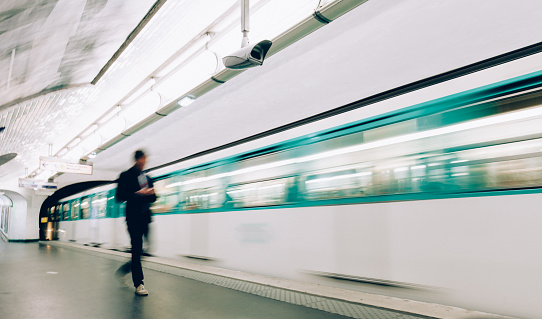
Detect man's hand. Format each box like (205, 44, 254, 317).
(136, 187, 155, 196)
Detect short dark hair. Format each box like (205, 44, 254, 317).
(134, 149, 146, 161)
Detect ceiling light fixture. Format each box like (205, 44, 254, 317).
(178, 95, 196, 107)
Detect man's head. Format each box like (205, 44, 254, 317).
(134, 149, 147, 171)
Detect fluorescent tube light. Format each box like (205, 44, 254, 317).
(178, 96, 196, 107)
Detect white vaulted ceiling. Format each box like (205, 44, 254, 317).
(0, 0, 156, 179)
(0, 0, 156, 106)
(0, 0, 343, 184)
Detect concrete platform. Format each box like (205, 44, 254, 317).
(0, 240, 513, 319)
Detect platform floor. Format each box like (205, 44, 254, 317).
(0, 241, 365, 319)
(1, 240, 511, 319)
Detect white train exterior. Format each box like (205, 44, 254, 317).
(48, 70, 542, 319)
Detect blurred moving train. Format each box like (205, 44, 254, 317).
(44, 70, 542, 317)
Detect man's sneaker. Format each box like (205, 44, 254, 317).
(135, 284, 149, 296)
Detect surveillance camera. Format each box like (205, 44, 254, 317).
(222, 40, 272, 70)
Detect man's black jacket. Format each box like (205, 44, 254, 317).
(116, 166, 157, 225)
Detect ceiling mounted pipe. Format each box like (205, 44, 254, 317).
(80, 0, 370, 160)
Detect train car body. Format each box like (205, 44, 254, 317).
(47, 70, 542, 318)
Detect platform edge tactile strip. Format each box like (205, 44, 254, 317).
(43, 241, 514, 319)
(144, 262, 423, 319)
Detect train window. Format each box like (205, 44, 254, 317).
(171, 165, 226, 211)
(55, 205, 61, 221)
(221, 149, 299, 208)
(92, 193, 107, 218)
(183, 188, 223, 210)
(449, 138, 542, 191)
(151, 177, 182, 213)
(225, 177, 292, 208)
(58, 204, 64, 220)
(303, 168, 372, 200)
(487, 157, 542, 189)
(80, 198, 90, 219)
(62, 203, 70, 220)
(71, 200, 80, 220)
(106, 190, 116, 218)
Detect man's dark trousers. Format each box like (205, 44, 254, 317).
(117, 222, 148, 287)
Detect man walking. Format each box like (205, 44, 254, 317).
(115, 150, 156, 296)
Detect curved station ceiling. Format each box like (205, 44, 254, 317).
(0, 0, 346, 182)
(0, 0, 156, 179)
